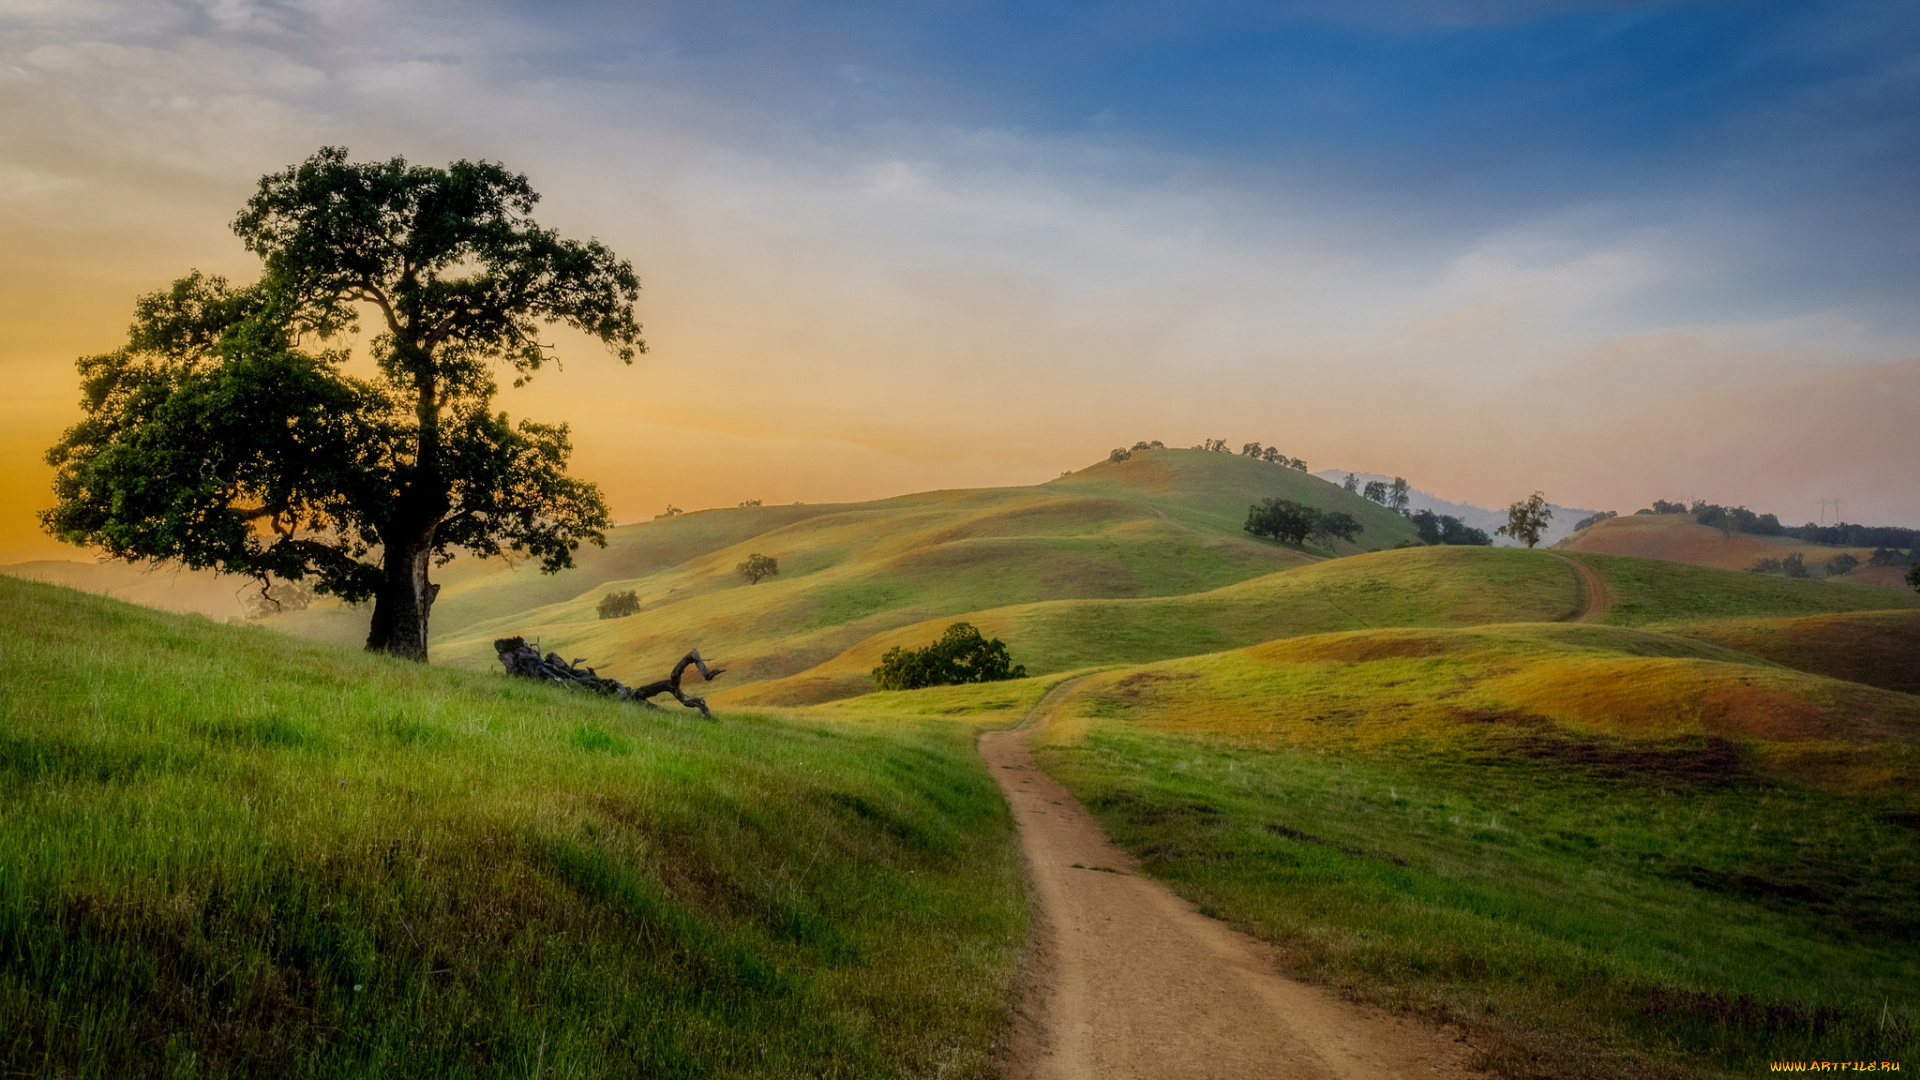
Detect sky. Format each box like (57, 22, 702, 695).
(2, 0, 1918, 560)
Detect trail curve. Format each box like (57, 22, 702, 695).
(982, 680, 1483, 1080)
(1550, 553, 1611, 623)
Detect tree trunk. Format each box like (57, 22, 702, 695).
(365, 527, 440, 662)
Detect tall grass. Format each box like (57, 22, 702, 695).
(0, 576, 1024, 1078)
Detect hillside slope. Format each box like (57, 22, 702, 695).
(728, 547, 1919, 706)
(268, 449, 1404, 690)
(1000, 621, 1920, 1074)
(0, 576, 1024, 1077)
(1559, 513, 1886, 580)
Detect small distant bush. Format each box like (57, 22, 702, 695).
(738, 499, 761, 508)
(1748, 557, 1783, 575)
(1823, 553, 1860, 578)
(597, 590, 641, 619)
(736, 553, 779, 585)
(1867, 547, 1908, 568)
(1130, 440, 1165, 452)
(1647, 499, 1688, 514)
(656, 505, 683, 518)
(1109, 448, 1132, 462)
(872, 622, 1026, 691)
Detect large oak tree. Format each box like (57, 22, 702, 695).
(42, 147, 643, 661)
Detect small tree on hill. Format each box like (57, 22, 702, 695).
(1495, 492, 1553, 548)
(1388, 477, 1411, 515)
(1311, 511, 1362, 544)
(598, 589, 641, 619)
(1109, 447, 1132, 462)
(736, 553, 779, 585)
(1245, 498, 1320, 545)
(1362, 480, 1388, 505)
(1343, 473, 1359, 493)
(1908, 561, 1920, 593)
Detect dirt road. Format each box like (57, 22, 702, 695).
(983, 681, 1482, 1080)
(1551, 554, 1612, 622)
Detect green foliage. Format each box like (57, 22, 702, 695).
(736, 553, 779, 585)
(1910, 562, 1920, 593)
(1822, 552, 1859, 578)
(1410, 509, 1491, 546)
(872, 622, 1027, 692)
(1571, 510, 1617, 532)
(1244, 499, 1360, 546)
(596, 589, 640, 619)
(41, 146, 642, 660)
(0, 576, 1023, 1078)
(1495, 491, 1553, 548)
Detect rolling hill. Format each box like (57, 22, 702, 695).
(264, 448, 1421, 688)
(1558, 512, 1892, 583)
(0, 574, 1025, 1077)
(729, 546, 1920, 706)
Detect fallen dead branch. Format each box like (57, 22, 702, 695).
(492, 636, 725, 717)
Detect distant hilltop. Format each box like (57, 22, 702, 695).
(1314, 471, 1600, 549)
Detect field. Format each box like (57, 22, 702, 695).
(6, 447, 1918, 1079)
(0, 575, 1024, 1078)
(265, 449, 1420, 688)
(1016, 624, 1920, 1076)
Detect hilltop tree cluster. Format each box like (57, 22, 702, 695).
(1108, 440, 1166, 462)
(1749, 551, 1869, 580)
(1358, 477, 1411, 514)
(1244, 498, 1361, 546)
(872, 622, 1026, 691)
(1572, 510, 1617, 532)
(1642, 499, 1919, 552)
(1179, 438, 1308, 471)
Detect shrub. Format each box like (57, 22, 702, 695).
(736, 553, 779, 585)
(872, 622, 1026, 691)
(1109, 448, 1132, 463)
(1823, 553, 1860, 578)
(1571, 510, 1617, 533)
(597, 590, 640, 619)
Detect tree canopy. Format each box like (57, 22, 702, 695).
(1244, 498, 1361, 547)
(41, 147, 642, 661)
(871, 623, 1026, 691)
(1495, 492, 1553, 549)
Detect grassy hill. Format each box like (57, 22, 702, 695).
(0, 576, 1024, 1078)
(1560, 513, 1890, 583)
(1662, 609, 1920, 695)
(728, 547, 1919, 706)
(994, 623, 1920, 1076)
(262, 448, 1413, 690)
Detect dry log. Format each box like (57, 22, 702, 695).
(492, 636, 726, 717)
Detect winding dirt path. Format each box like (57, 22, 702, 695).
(1550, 553, 1612, 623)
(983, 681, 1483, 1080)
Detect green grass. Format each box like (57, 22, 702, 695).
(731, 545, 1920, 707)
(1023, 630, 1920, 1077)
(1566, 551, 1920, 627)
(0, 576, 1024, 1078)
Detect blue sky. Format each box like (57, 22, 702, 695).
(1, 0, 1917, 550)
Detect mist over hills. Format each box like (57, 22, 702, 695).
(1314, 470, 1600, 548)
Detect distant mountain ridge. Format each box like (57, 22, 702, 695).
(1314, 470, 1600, 548)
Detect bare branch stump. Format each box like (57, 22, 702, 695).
(492, 636, 725, 717)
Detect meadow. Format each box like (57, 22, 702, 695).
(0, 575, 1025, 1078)
(6, 447, 1916, 1079)
(1022, 623, 1920, 1077)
